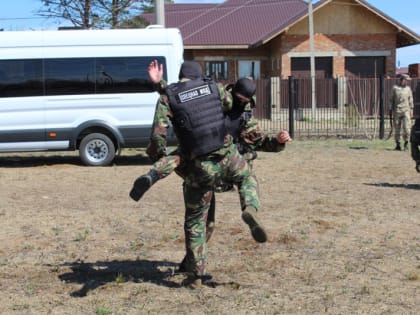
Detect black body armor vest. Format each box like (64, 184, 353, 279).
(225, 109, 252, 154)
(166, 78, 227, 156)
(225, 109, 252, 142)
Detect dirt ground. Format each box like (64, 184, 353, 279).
(0, 140, 419, 315)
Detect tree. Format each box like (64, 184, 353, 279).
(38, 0, 97, 29)
(96, 0, 144, 28)
(37, 0, 173, 29)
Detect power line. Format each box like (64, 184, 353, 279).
(0, 17, 46, 21)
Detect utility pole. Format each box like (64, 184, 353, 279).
(155, 0, 165, 26)
(308, 0, 316, 115)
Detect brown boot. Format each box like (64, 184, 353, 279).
(242, 208, 267, 243)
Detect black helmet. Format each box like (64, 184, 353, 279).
(178, 61, 203, 80)
(232, 78, 256, 108)
(232, 77, 256, 99)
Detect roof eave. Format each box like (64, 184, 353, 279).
(354, 0, 420, 47)
(255, 0, 420, 48)
(184, 44, 250, 50)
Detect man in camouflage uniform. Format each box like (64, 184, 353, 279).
(141, 60, 267, 286)
(130, 78, 291, 231)
(410, 118, 420, 172)
(390, 74, 414, 151)
(130, 77, 291, 275)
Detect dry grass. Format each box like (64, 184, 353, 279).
(0, 140, 419, 314)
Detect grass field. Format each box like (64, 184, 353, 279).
(0, 139, 419, 314)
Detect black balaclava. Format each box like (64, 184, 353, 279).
(232, 78, 256, 109)
(178, 61, 203, 80)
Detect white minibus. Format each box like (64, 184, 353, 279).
(0, 27, 183, 166)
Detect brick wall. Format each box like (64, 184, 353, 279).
(186, 31, 396, 81)
(281, 33, 396, 78)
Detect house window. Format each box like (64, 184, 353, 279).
(238, 60, 260, 79)
(345, 56, 385, 78)
(205, 61, 228, 80)
(291, 57, 333, 78)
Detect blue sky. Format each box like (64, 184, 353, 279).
(1, 0, 419, 67)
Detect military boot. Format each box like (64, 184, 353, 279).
(129, 169, 160, 201)
(394, 141, 401, 151)
(404, 141, 409, 151)
(241, 207, 267, 243)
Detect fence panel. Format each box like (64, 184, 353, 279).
(254, 77, 420, 139)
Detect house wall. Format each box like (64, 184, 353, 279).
(281, 33, 396, 77)
(186, 0, 401, 81)
(280, 0, 397, 78)
(189, 47, 271, 81)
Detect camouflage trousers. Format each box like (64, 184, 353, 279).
(393, 110, 412, 142)
(182, 143, 259, 276)
(150, 151, 182, 179)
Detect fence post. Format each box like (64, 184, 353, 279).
(288, 76, 295, 139)
(379, 75, 385, 139)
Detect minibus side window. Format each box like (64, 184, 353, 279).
(95, 57, 167, 94)
(0, 59, 43, 98)
(45, 58, 95, 96)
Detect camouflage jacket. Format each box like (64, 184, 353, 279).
(147, 80, 285, 162)
(223, 85, 285, 154)
(390, 85, 414, 113)
(239, 115, 286, 153)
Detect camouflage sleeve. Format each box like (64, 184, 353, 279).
(146, 95, 173, 162)
(153, 79, 167, 94)
(217, 82, 233, 112)
(239, 117, 285, 152)
(389, 86, 396, 111)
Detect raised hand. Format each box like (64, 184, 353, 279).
(148, 59, 164, 84)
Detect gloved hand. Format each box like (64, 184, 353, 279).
(276, 130, 292, 144)
(416, 161, 420, 173)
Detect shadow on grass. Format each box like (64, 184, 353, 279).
(57, 259, 180, 297)
(57, 259, 227, 297)
(364, 182, 420, 190)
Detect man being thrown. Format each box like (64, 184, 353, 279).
(129, 65, 291, 243)
(130, 61, 291, 252)
(136, 59, 267, 286)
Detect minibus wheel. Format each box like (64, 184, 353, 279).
(79, 133, 115, 166)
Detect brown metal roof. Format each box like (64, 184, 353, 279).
(141, 0, 420, 49)
(142, 0, 308, 48)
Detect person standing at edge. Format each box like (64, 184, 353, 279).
(390, 74, 414, 151)
(410, 118, 420, 172)
(144, 60, 267, 287)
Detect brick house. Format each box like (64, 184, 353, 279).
(141, 0, 420, 81)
